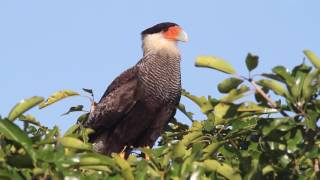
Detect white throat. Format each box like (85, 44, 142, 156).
(142, 33, 180, 56)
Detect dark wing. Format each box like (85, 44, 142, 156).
(83, 67, 139, 135)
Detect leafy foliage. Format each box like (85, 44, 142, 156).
(1, 51, 320, 179)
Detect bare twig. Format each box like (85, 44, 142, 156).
(250, 80, 289, 117)
(314, 158, 319, 172)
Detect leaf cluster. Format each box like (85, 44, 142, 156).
(1, 51, 320, 179)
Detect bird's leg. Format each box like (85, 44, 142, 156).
(119, 145, 127, 159)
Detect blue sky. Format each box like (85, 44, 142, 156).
(1, 1, 319, 132)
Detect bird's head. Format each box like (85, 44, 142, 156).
(141, 22, 188, 55)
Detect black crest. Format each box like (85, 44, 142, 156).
(141, 22, 178, 36)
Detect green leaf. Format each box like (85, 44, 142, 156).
(245, 53, 259, 72)
(113, 154, 134, 180)
(218, 77, 243, 93)
(182, 89, 213, 114)
(237, 101, 274, 112)
(61, 105, 84, 116)
(256, 79, 287, 97)
(177, 103, 193, 121)
(77, 113, 90, 124)
(302, 70, 320, 100)
(305, 110, 318, 130)
(287, 129, 303, 153)
(7, 96, 44, 121)
(64, 124, 80, 137)
(172, 141, 187, 159)
(58, 137, 92, 150)
(272, 66, 294, 86)
(195, 56, 236, 74)
(203, 160, 242, 180)
(231, 117, 257, 132)
(39, 90, 79, 109)
(0, 119, 37, 164)
(214, 103, 231, 125)
(304, 50, 320, 69)
(202, 141, 224, 159)
(221, 85, 250, 102)
(18, 114, 40, 126)
(79, 153, 115, 166)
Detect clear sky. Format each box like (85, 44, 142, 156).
(1, 1, 319, 132)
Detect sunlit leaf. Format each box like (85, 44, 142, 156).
(0, 119, 37, 164)
(79, 153, 115, 166)
(218, 77, 243, 93)
(195, 56, 236, 74)
(203, 160, 241, 180)
(7, 96, 44, 121)
(302, 70, 320, 100)
(113, 154, 134, 180)
(172, 141, 187, 159)
(272, 66, 294, 86)
(214, 103, 231, 125)
(182, 89, 213, 114)
(39, 90, 79, 109)
(58, 137, 92, 150)
(304, 50, 320, 69)
(177, 103, 193, 121)
(18, 114, 40, 126)
(64, 124, 80, 137)
(202, 141, 224, 159)
(256, 79, 287, 97)
(221, 85, 250, 102)
(237, 101, 275, 112)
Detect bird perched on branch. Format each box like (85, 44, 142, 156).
(82, 22, 188, 156)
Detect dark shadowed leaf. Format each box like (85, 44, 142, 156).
(61, 105, 84, 116)
(82, 88, 94, 97)
(195, 56, 236, 74)
(77, 113, 90, 124)
(245, 53, 259, 72)
(304, 50, 320, 69)
(0, 119, 36, 164)
(261, 73, 285, 83)
(39, 90, 79, 109)
(178, 103, 193, 121)
(7, 96, 44, 121)
(218, 77, 243, 93)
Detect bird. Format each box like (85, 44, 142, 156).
(82, 22, 188, 156)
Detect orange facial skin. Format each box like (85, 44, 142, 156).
(163, 26, 182, 41)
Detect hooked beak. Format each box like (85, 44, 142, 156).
(177, 30, 188, 42)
